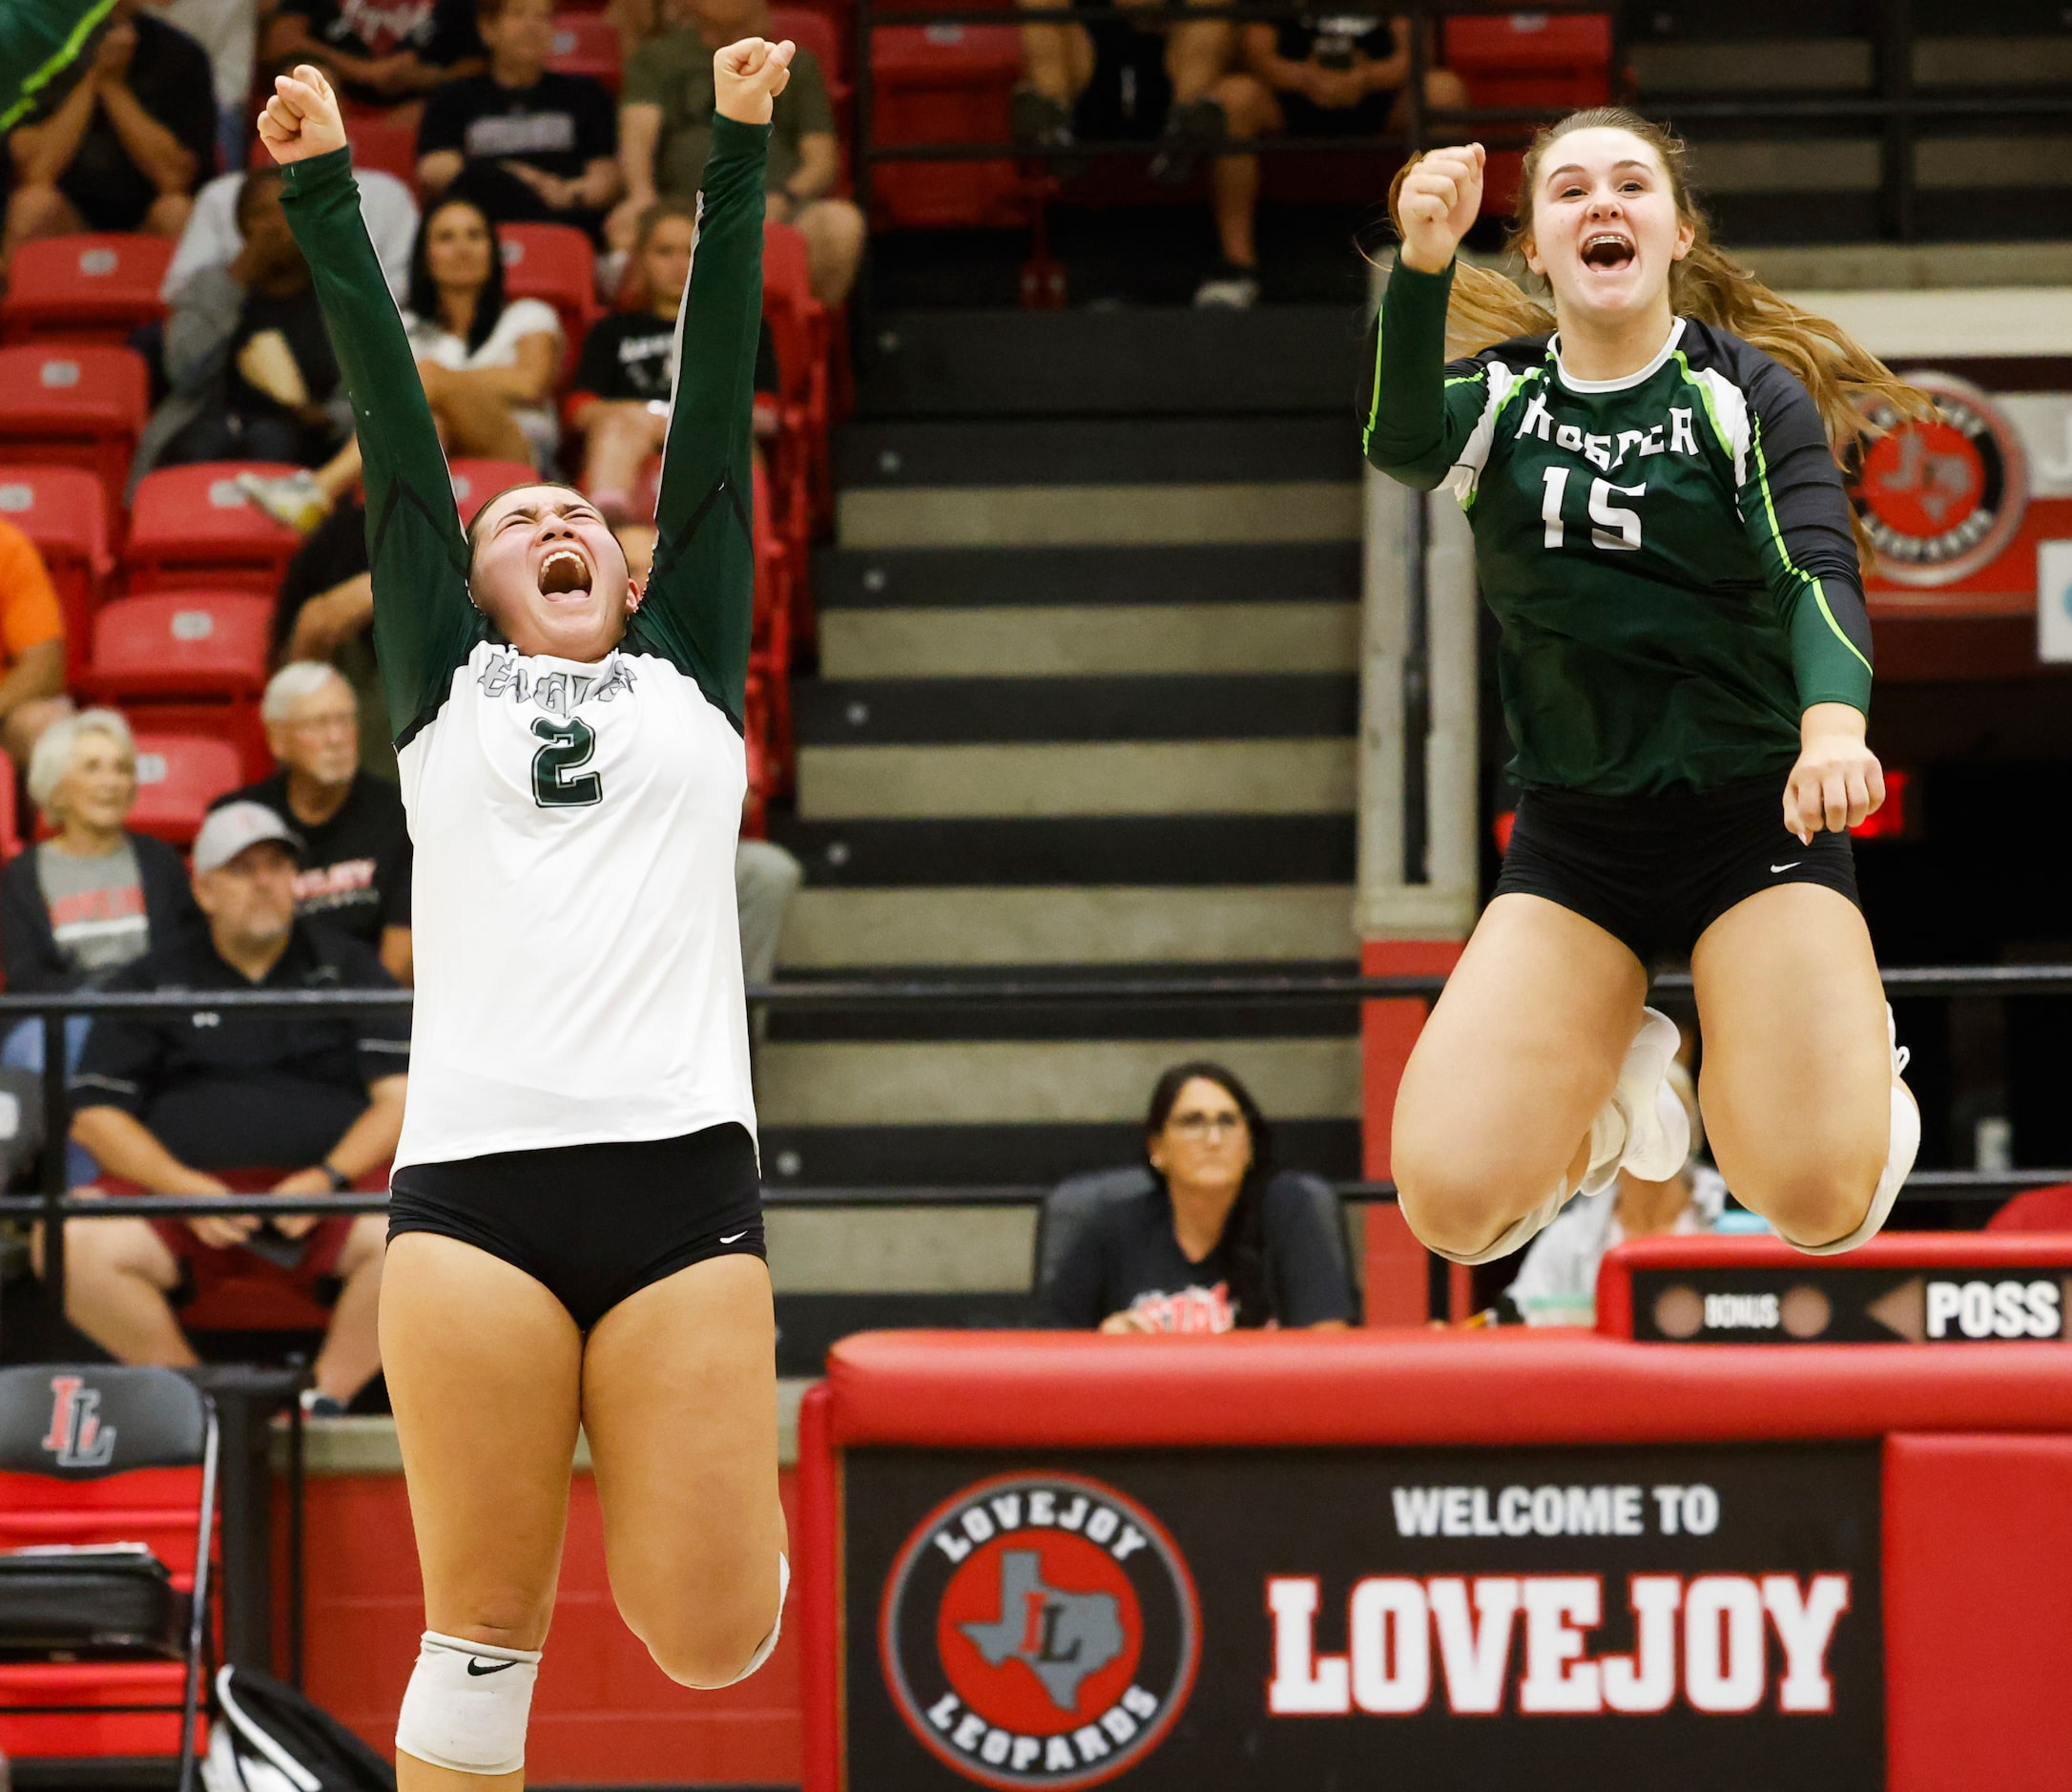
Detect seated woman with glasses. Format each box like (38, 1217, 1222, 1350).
(1043, 1059, 1355, 1333)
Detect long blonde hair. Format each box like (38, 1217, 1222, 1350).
(1388, 108, 1926, 561)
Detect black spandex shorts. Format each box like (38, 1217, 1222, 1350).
(1072, 17, 1173, 140)
(387, 1124, 764, 1332)
(1278, 90, 1398, 138)
(1492, 774, 1860, 966)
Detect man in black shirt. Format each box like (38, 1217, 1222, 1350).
(213, 662, 412, 983)
(417, 0, 619, 237)
(262, 0, 484, 109)
(4, 0, 215, 258)
(52, 802, 409, 1411)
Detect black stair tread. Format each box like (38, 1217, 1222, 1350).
(815, 541, 1362, 609)
(858, 303, 1366, 418)
(836, 414, 1357, 488)
(759, 1119, 1362, 1188)
(767, 992, 1360, 1044)
(771, 814, 1356, 887)
(775, 1294, 1042, 1377)
(794, 674, 1358, 746)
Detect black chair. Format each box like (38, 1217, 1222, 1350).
(1033, 1165, 1360, 1323)
(0, 1365, 219, 1792)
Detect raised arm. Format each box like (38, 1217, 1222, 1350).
(265, 65, 481, 743)
(630, 38, 790, 726)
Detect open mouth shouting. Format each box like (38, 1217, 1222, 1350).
(1582, 231, 1636, 272)
(538, 546, 592, 597)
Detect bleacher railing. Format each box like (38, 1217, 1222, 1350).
(6, 967, 2072, 1313)
(845, 0, 2072, 244)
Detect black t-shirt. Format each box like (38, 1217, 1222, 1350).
(283, 0, 482, 104)
(573, 309, 781, 402)
(211, 771, 411, 949)
(1042, 1173, 1355, 1331)
(226, 286, 341, 420)
(418, 71, 615, 180)
(1274, 11, 1397, 65)
(56, 13, 217, 227)
(70, 921, 411, 1173)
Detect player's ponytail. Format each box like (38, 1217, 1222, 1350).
(1386, 108, 1929, 557)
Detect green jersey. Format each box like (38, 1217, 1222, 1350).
(1359, 260, 1874, 797)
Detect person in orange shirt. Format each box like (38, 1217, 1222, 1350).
(0, 518, 73, 766)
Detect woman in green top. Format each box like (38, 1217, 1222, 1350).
(1362, 112, 1919, 1272)
(259, 43, 795, 1788)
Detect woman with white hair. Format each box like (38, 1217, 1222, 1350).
(0, 709, 201, 1073)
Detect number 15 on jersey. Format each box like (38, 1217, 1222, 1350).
(1543, 468, 1645, 552)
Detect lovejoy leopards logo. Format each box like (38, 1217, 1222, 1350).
(881, 1473, 1200, 1790)
(1854, 370, 2029, 589)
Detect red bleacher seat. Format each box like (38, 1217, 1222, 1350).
(126, 732, 245, 845)
(449, 457, 541, 523)
(1446, 10, 1613, 216)
(760, 219, 830, 553)
(549, 11, 621, 89)
(498, 222, 598, 365)
(0, 235, 175, 346)
(1985, 1184, 2072, 1232)
(0, 761, 19, 861)
(86, 591, 275, 779)
(770, 7, 851, 129)
(125, 462, 304, 594)
(0, 345, 149, 538)
(0, 464, 115, 680)
(341, 104, 425, 187)
(868, 25, 1026, 230)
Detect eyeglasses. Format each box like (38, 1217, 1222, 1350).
(288, 712, 358, 738)
(1170, 1111, 1245, 1138)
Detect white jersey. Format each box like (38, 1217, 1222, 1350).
(393, 641, 754, 1172)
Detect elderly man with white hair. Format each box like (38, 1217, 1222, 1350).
(213, 661, 413, 983)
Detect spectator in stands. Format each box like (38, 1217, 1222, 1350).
(3, 0, 216, 266)
(0, 519, 70, 768)
(271, 502, 393, 775)
(1043, 1060, 1355, 1332)
(574, 198, 779, 520)
(0, 711, 200, 1092)
(417, 0, 620, 240)
(261, 0, 484, 109)
(1199, 12, 1466, 306)
(1500, 1061, 1717, 1327)
(1010, 0, 1233, 187)
(212, 663, 412, 983)
(165, 159, 419, 305)
(132, 166, 353, 485)
(147, 0, 259, 173)
(42, 801, 407, 1412)
(611, 0, 864, 305)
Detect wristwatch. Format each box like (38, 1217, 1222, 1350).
(321, 1163, 352, 1193)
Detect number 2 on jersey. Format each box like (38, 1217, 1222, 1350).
(531, 716, 603, 807)
(1542, 467, 1645, 552)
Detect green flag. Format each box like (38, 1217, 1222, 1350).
(0, 0, 122, 132)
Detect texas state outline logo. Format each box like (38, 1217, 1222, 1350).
(880, 1471, 1201, 1790)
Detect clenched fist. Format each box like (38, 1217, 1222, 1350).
(714, 35, 796, 127)
(257, 63, 347, 165)
(1395, 143, 1485, 275)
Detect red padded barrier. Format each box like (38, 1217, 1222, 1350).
(823, 1328, 2072, 1449)
(1884, 1434, 2072, 1791)
(1595, 1231, 2072, 1338)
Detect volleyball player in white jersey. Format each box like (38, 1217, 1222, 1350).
(261, 42, 793, 1790)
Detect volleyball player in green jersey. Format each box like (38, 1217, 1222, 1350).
(1362, 112, 1919, 1268)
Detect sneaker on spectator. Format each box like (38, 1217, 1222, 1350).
(237, 469, 331, 535)
(1149, 96, 1226, 184)
(1193, 261, 1260, 307)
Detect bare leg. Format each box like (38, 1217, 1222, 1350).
(427, 384, 532, 464)
(1017, 0, 1094, 104)
(580, 403, 668, 507)
(313, 436, 363, 504)
(791, 198, 867, 308)
(381, 1232, 584, 1792)
(4, 184, 84, 261)
(1209, 74, 1279, 267)
(1692, 885, 1901, 1247)
(32, 1215, 197, 1366)
(583, 1253, 786, 1687)
(144, 191, 196, 240)
(1390, 894, 1646, 1261)
(312, 1215, 387, 1406)
(1165, 6, 1233, 106)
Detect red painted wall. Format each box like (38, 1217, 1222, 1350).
(282, 1469, 802, 1785)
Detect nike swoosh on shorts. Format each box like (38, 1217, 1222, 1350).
(1771, 862, 1802, 873)
(719, 1230, 749, 1244)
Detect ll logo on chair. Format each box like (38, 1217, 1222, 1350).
(40, 1373, 117, 1469)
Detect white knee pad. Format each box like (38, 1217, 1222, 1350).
(718, 1555, 790, 1688)
(395, 1631, 542, 1776)
(1790, 1080, 1919, 1258)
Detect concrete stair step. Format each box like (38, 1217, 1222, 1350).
(838, 416, 1356, 489)
(814, 541, 1361, 610)
(836, 481, 1364, 551)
